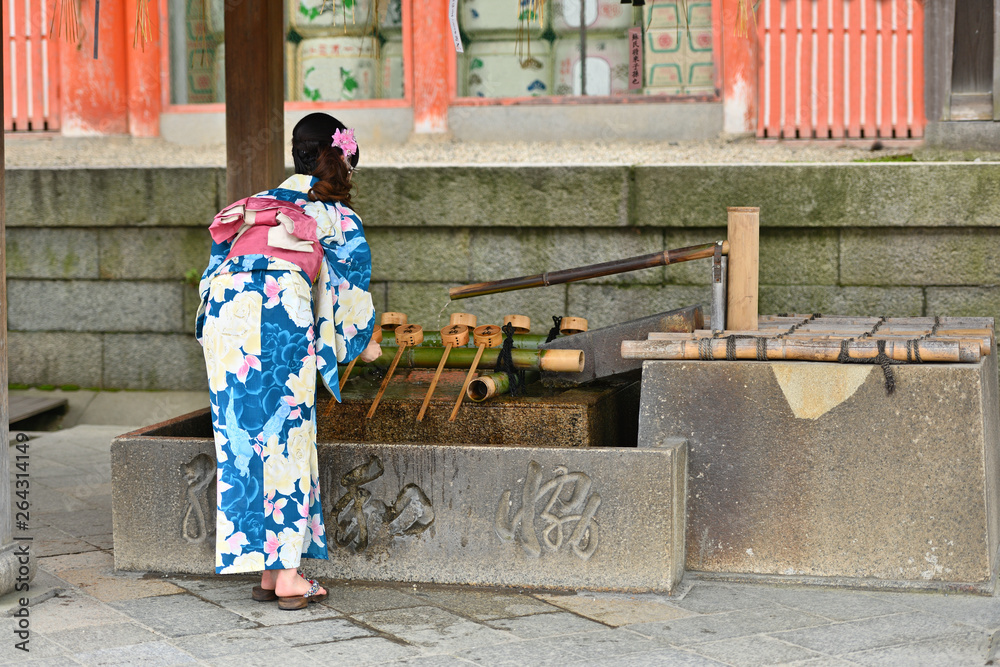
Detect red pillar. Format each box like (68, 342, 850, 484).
(411, 0, 451, 136)
(125, 0, 162, 137)
(721, 0, 758, 136)
(58, 0, 129, 135)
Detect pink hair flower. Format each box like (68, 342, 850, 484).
(332, 128, 357, 159)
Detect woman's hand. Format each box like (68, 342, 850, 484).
(359, 340, 382, 363)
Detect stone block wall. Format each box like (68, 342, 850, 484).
(7, 163, 1000, 390)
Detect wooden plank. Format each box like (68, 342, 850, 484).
(796, 0, 811, 137)
(863, 0, 878, 137)
(893, 0, 907, 137)
(995, 0, 1000, 121)
(768, 0, 782, 136)
(29, 0, 44, 130)
(224, 0, 285, 202)
(815, 0, 830, 138)
(847, 0, 862, 136)
(878, 0, 893, 137)
(11, 0, 25, 129)
(831, 0, 846, 137)
(782, 0, 797, 138)
(7, 396, 67, 424)
(44, 3, 59, 130)
(3, 0, 12, 130)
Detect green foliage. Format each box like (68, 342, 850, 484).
(853, 153, 916, 163)
(184, 268, 201, 287)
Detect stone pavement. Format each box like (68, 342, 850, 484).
(4, 419, 1000, 666)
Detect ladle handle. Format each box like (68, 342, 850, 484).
(367, 344, 406, 420)
(449, 344, 486, 422)
(416, 344, 452, 422)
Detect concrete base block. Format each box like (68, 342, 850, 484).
(111, 411, 687, 592)
(637, 356, 1000, 592)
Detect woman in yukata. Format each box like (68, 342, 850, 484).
(196, 112, 381, 610)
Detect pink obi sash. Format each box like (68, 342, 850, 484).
(209, 197, 324, 281)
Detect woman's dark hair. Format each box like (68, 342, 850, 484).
(291, 112, 359, 208)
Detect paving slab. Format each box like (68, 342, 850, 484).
(413, 589, 559, 621)
(870, 590, 1000, 630)
(573, 649, 729, 666)
(259, 617, 374, 646)
(668, 582, 773, 614)
(844, 630, 990, 666)
(294, 636, 422, 664)
(685, 634, 824, 666)
(70, 640, 198, 666)
(169, 628, 292, 660)
(770, 611, 979, 656)
(108, 594, 256, 638)
(629, 606, 831, 646)
(39, 622, 162, 653)
(456, 637, 602, 666)
(536, 593, 694, 626)
(485, 611, 608, 639)
(748, 585, 913, 622)
(31, 588, 133, 633)
(316, 583, 427, 614)
(0, 626, 68, 664)
(354, 605, 514, 653)
(221, 597, 347, 626)
(54, 565, 185, 603)
(205, 647, 314, 667)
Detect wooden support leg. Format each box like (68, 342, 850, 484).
(726, 207, 760, 331)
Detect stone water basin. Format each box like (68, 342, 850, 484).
(110, 373, 687, 592)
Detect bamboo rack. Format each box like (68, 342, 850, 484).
(621, 338, 983, 363)
(647, 330, 993, 357)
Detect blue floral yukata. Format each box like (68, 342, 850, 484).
(196, 174, 376, 574)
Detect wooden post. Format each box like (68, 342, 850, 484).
(411, 0, 451, 136)
(224, 0, 285, 202)
(726, 207, 759, 331)
(125, 0, 162, 137)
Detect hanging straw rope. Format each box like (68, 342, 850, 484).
(133, 0, 152, 50)
(51, 0, 82, 45)
(735, 0, 757, 38)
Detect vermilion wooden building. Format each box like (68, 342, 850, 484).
(2, 0, 998, 144)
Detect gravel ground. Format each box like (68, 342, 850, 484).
(6, 134, 988, 168)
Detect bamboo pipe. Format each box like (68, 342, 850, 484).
(448, 241, 730, 300)
(450, 325, 504, 422)
(348, 346, 585, 372)
(367, 325, 423, 419)
(647, 330, 993, 356)
(621, 338, 982, 363)
(468, 371, 541, 402)
(417, 325, 470, 422)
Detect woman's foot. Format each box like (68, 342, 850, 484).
(274, 569, 327, 598)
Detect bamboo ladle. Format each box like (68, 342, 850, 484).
(449, 324, 503, 422)
(367, 324, 423, 420)
(416, 324, 470, 422)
